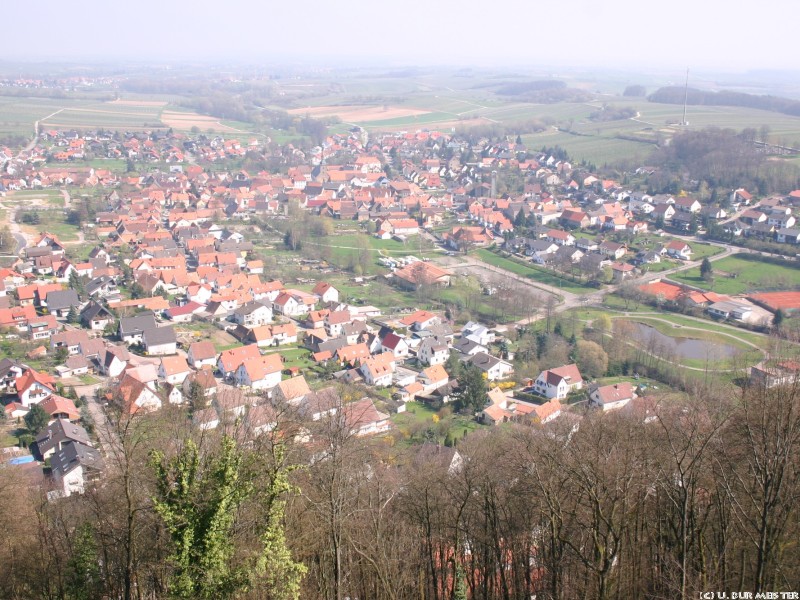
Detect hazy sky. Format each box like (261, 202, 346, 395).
(2, 0, 796, 70)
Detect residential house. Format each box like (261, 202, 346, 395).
(462, 321, 494, 346)
(34, 419, 92, 460)
(80, 301, 114, 331)
(589, 382, 635, 411)
(418, 364, 450, 392)
(234, 354, 283, 391)
(610, 262, 636, 282)
(232, 301, 273, 327)
(39, 395, 80, 422)
(50, 441, 103, 497)
(598, 241, 626, 260)
(0, 358, 26, 394)
(274, 375, 312, 404)
(533, 364, 584, 399)
(469, 352, 513, 381)
(217, 344, 261, 378)
(182, 368, 218, 399)
(675, 196, 702, 213)
(342, 398, 390, 436)
(312, 281, 340, 304)
(417, 336, 449, 366)
(116, 371, 162, 414)
(46, 289, 82, 319)
(380, 332, 410, 359)
(187, 340, 217, 369)
(360, 353, 396, 387)
(142, 326, 177, 356)
(664, 240, 692, 260)
(118, 313, 158, 344)
(158, 355, 192, 385)
(16, 368, 56, 406)
(98, 345, 130, 377)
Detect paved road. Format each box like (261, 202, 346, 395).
(74, 382, 119, 459)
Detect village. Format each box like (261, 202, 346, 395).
(1, 122, 800, 500)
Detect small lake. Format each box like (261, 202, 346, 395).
(629, 322, 740, 361)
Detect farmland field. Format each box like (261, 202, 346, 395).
(669, 253, 800, 295)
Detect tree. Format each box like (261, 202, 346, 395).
(65, 522, 102, 600)
(150, 436, 251, 599)
(130, 283, 145, 300)
(773, 308, 784, 329)
(186, 380, 208, 412)
(66, 304, 80, 325)
(575, 340, 609, 379)
(453, 364, 487, 414)
(24, 403, 49, 434)
(700, 257, 713, 282)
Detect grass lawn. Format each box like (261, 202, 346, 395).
(473, 248, 592, 295)
(0, 430, 19, 448)
(18, 209, 80, 242)
(391, 401, 482, 445)
(687, 242, 725, 260)
(670, 254, 800, 295)
(265, 345, 314, 371)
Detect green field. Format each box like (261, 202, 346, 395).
(18, 208, 80, 242)
(391, 401, 482, 446)
(473, 248, 592, 294)
(670, 254, 800, 295)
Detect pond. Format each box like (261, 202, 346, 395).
(629, 322, 741, 361)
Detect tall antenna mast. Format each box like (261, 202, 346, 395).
(682, 67, 689, 126)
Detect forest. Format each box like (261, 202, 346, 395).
(649, 86, 800, 117)
(0, 377, 798, 600)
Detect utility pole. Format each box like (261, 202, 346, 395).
(682, 67, 690, 127)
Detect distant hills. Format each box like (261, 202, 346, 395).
(649, 86, 800, 117)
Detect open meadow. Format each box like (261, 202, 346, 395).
(669, 253, 800, 295)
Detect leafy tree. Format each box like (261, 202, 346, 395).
(151, 435, 305, 600)
(24, 403, 49, 434)
(65, 523, 101, 600)
(700, 257, 714, 282)
(453, 364, 487, 414)
(773, 308, 784, 329)
(575, 340, 609, 379)
(150, 436, 251, 599)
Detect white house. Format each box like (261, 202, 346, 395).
(533, 364, 584, 399)
(417, 336, 449, 366)
(360, 353, 396, 387)
(312, 281, 340, 304)
(187, 341, 217, 369)
(232, 301, 273, 327)
(50, 442, 103, 497)
(469, 352, 513, 381)
(589, 382, 635, 411)
(380, 332, 410, 359)
(158, 355, 191, 385)
(142, 326, 177, 356)
(234, 354, 283, 391)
